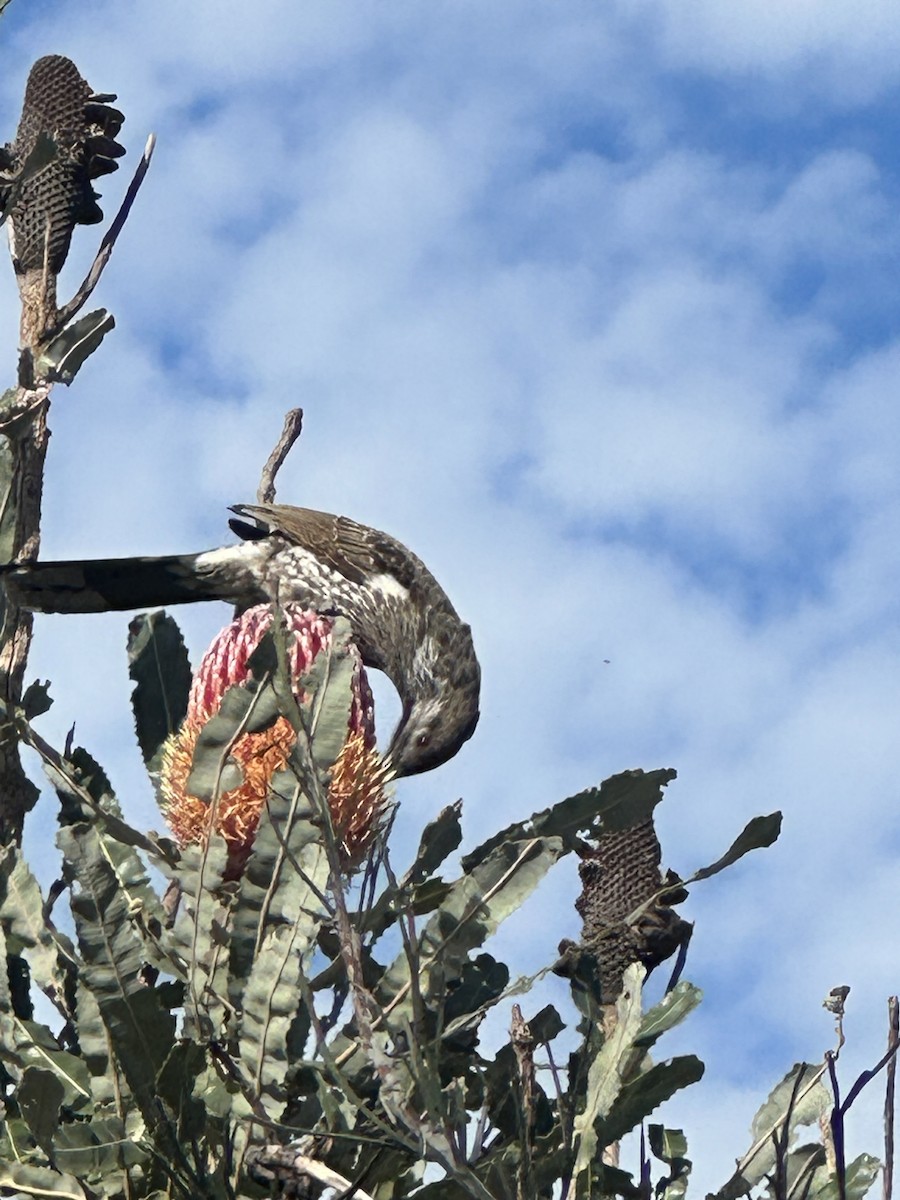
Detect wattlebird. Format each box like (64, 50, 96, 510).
(3, 504, 480, 778)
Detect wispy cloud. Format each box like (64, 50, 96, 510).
(3, 0, 900, 1186)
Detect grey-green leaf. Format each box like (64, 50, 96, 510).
(462, 767, 676, 870)
(635, 982, 703, 1049)
(185, 679, 281, 802)
(18, 1066, 63, 1153)
(604, 1054, 704, 1145)
(717, 1063, 830, 1199)
(36, 308, 115, 384)
(0, 1162, 86, 1198)
(690, 813, 782, 883)
(127, 610, 192, 772)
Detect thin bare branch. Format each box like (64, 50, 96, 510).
(257, 407, 304, 504)
(49, 132, 156, 335)
(885, 997, 898, 1200)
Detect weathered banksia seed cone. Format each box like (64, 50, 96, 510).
(2, 55, 125, 280)
(160, 605, 387, 873)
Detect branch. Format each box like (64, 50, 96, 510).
(257, 407, 303, 504)
(49, 132, 156, 336)
(885, 997, 898, 1200)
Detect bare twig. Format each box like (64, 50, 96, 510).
(49, 133, 157, 336)
(840, 1036, 900, 1114)
(257, 407, 304, 504)
(826, 1052, 847, 1200)
(885, 997, 898, 1200)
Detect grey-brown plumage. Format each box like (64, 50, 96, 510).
(3, 504, 481, 778)
(0, 55, 125, 276)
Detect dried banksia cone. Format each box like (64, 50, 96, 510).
(2, 55, 125, 280)
(160, 605, 387, 872)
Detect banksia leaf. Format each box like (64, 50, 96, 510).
(0, 1162, 85, 1196)
(649, 1125, 692, 1200)
(0, 847, 69, 1016)
(573, 963, 645, 1177)
(127, 610, 192, 772)
(378, 831, 564, 1026)
(35, 307, 115, 383)
(603, 1054, 704, 1146)
(57, 815, 178, 1143)
(689, 812, 783, 883)
(717, 1063, 831, 1198)
(634, 981, 703, 1049)
(463, 767, 677, 868)
(17, 1065, 63, 1155)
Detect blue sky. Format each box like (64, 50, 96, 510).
(3, 0, 900, 1188)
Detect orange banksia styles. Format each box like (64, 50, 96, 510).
(160, 605, 386, 871)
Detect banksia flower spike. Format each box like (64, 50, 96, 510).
(160, 604, 386, 872)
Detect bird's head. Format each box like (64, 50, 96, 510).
(383, 674, 480, 778)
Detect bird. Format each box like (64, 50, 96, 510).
(2, 504, 481, 779)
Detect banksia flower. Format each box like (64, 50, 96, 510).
(2, 55, 125, 278)
(160, 605, 386, 872)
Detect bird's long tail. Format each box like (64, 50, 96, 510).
(1, 544, 265, 615)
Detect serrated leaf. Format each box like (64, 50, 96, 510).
(810, 1153, 881, 1200)
(57, 817, 178, 1148)
(604, 1054, 704, 1145)
(73, 978, 117, 1107)
(649, 1124, 688, 1161)
(573, 963, 646, 1175)
(718, 1063, 830, 1199)
(66, 745, 114, 807)
(155, 1041, 208, 1145)
(411, 801, 463, 880)
(762, 1142, 826, 1200)
(10, 1021, 91, 1109)
(36, 308, 115, 384)
(689, 813, 782, 884)
(635, 982, 702, 1049)
(480, 1004, 566, 1141)
(362, 802, 464, 946)
(229, 780, 331, 1113)
(462, 768, 676, 870)
(18, 1066, 63, 1153)
(127, 611, 191, 772)
(296, 617, 355, 772)
(0, 848, 66, 1004)
(185, 678, 281, 801)
(53, 1115, 145, 1177)
(649, 1124, 692, 1200)
(160, 835, 235, 1041)
(378, 833, 564, 1029)
(0, 1162, 85, 1198)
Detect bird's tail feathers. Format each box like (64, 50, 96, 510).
(1, 547, 256, 615)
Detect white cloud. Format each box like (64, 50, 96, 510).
(3, 0, 900, 1188)
(636, 0, 900, 100)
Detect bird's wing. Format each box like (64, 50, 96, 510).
(228, 503, 425, 592)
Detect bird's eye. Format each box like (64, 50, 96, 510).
(417, 733, 431, 748)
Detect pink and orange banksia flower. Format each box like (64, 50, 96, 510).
(159, 605, 386, 872)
